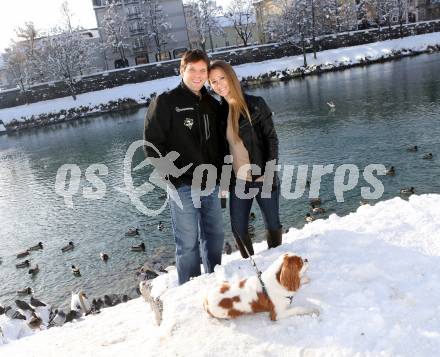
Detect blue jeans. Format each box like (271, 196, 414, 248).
(169, 185, 224, 285)
(230, 180, 281, 257)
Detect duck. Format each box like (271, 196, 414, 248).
(400, 187, 415, 195)
(16, 251, 30, 259)
(71, 265, 81, 276)
(61, 241, 74, 252)
(28, 242, 43, 251)
(157, 222, 165, 231)
(30, 296, 47, 308)
(49, 309, 66, 326)
(311, 204, 326, 214)
(305, 213, 315, 223)
(15, 299, 34, 313)
(28, 313, 43, 330)
(326, 101, 336, 109)
(406, 145, 418, 152)
(386, 166, 395, 176)
(224, 242, 232, 255)
(126, 228, 140, 236)
(100, 252, 109, 261)
(249, 212, 256, 221)
(310, 198, 321, 206)
(423, 153, 433, 160)
(16, 287, 33, 295)
(65, 310, 80, 323)
(5, 307, 26, 320)
(16, 259, 30, 268)
(131, 242, 145, 252)
(91, 298, 104, 313)
(28, 264, 39, 275)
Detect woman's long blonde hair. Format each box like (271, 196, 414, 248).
(209, 60, 251, 140)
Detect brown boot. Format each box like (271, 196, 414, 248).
(234, 233, 254, 258)
(266, 228, 282, 249)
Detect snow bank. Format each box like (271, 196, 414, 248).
(1, 32, 440, 125)
(2, 194, 440, 356)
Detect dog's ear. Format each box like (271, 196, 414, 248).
(276, 255, 303, 291)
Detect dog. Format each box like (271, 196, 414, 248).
(204, 253, 318, 321)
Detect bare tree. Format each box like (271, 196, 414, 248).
(3, 22, 40, 100)
(225, 0, 255, 47)
(142, 0, 175, 56)
(337, 0, 358, 32)
(38, 2, 93, 99)
(4, 44, 34, 96)
(99, 2, 130, 65)
(185, 0, 223, 51)
(396, 0, 408, 37)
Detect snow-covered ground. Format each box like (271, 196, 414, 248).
(2, 194, 440, 356)
(1, 32, 440, 125)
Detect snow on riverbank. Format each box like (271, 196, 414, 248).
(2, 194, 440, 356)
(1, 32, 440, 125)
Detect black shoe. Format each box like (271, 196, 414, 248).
(266, 228, 282, 249)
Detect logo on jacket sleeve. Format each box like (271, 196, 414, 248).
(184, 118, 194, 130)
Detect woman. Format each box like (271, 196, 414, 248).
(209, 60, 282, 258)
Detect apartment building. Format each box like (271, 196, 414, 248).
(92, 0, 190, 68)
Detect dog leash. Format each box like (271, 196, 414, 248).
(232, 228, 294, 305)
(232, 228, 270, 300)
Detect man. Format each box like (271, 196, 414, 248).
(144, 50, 224, 285)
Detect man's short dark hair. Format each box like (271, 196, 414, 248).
(180, 49, 210, 72)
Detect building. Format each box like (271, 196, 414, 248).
(0, 55, 8, 90)
(184, 2, 258, 51)
(253, 0, 285, 44)
(415, 0, 440, 21)
(92, 0, 189, 68)
(213, 16, 258, 49)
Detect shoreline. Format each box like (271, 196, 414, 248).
(2, 33, 440, 133)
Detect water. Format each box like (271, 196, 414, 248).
(0, 53, 439, 309)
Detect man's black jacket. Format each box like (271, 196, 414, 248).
(144, 81, 223, 188)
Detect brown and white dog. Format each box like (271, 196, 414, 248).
(204, 253, 318, 321)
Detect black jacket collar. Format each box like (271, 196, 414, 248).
(179, 80, 208, 100)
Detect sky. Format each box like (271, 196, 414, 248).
(0, 0, 97, 52)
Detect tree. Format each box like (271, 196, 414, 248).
(142, 0, 175, 56)
(225, 0, 256, 47)
(365, 0, 397, 30)
(3, 22, 40, 100)
(4, 43, 34, 96)
(99, 2, 130, 64)
(337, 0, 358, 32)
(396, 0, 408, 36)
(38, 1, 93, 99)
(185, 0, 223, 51)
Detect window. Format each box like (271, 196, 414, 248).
(133, 37, 147, 50)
